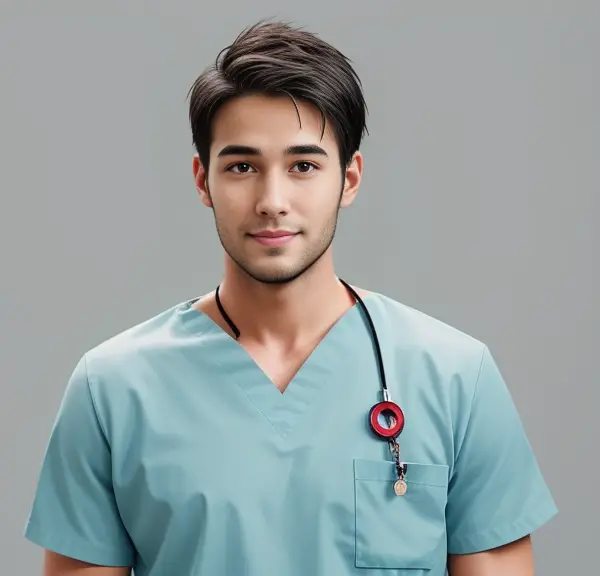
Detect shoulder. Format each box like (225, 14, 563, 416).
(79, 298, 199, 391)
(369, 291, 486, 356)
(367, 291, 488, 388)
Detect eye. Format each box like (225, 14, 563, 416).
(227, 163, 256, 174)
(291, 161, 318, 174)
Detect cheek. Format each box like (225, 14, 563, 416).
(211, 188, 245, 214)
(300, 176, 342, 208)
(213, 198, 254, 232)
(301, 203, 340, 234)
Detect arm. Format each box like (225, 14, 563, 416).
(448, 536, 535, 576)
(444, 346, 557, 571)
(44, 551, 131, 576)
(25, 356, 136, 570)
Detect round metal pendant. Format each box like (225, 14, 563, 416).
(394, 479, 407, 496)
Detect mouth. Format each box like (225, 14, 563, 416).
(248, 230, 299, 247)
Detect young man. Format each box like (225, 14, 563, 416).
(25, 21, 557, 576)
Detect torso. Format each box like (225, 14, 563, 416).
(75, 290, 487, 575)
(27, 289, 557, 576)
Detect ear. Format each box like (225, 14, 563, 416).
(192, 155, 212, 208)
(340, 151, 363, 208)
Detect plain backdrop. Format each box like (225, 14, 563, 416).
(1, 1, 598, 574)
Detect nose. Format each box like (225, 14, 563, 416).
(254, 173, 289, 218)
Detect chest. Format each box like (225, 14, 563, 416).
(101, 322, 459, 573)
(109, 364, 452, 574)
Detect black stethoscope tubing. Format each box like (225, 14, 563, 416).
(215, 280, 387, 396)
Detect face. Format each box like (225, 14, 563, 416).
(193, 94, 362, 285)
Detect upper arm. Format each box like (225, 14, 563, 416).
(448, 536, 534, 576)
(445, 345, 558, 556)
(24, 355, 136, 568)
(44, 551, 131, 576)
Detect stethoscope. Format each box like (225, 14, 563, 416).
(214, 278, 409, 496)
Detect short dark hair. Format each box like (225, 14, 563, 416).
(187, 20, 368, 174)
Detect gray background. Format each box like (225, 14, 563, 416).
(2, 1, 598, 574)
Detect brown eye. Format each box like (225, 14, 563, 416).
(228, 163, 256, 174)
(291, 162, 317, 173)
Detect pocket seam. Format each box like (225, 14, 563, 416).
(354, 458, 450, 488)
(358, 477, 447, 488)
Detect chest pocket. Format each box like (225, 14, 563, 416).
(353, 458, 449, 571)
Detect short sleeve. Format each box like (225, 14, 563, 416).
(446, 345, 558, 554)
(24, 355, 135, 567)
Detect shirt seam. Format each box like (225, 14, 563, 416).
(25, 518, 134, 566)
(447, 503, 558, 554)
(82, 353, 111, 449)
(451, 344, 487, 477)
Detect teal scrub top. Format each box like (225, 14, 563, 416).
(24, 292, 558, 575)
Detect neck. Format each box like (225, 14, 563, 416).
(215, 256, 355, 348)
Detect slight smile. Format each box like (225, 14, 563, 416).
(249, 230, 299, 247)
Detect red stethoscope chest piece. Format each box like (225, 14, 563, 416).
(369, 400, 405, 439)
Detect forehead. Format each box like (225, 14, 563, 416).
(210, 94, 338, 156)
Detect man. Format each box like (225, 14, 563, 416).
(25, 20, 557, 576)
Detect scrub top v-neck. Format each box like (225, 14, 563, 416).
(187, 292, 364, 438)
(24, 292, 558, 576)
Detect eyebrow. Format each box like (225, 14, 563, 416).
(216, 144, 329, 158)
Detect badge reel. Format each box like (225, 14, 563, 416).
(369, 395, 407, 496)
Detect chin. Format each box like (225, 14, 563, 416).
(237, 259, 308, 284)
(245, 268, 301, 285)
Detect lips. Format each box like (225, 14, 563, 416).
(251, 230, 296, 238)
(250, 230, 298, 247)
